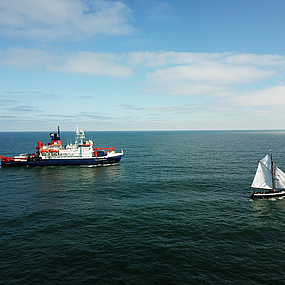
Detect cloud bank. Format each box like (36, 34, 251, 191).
(0, 0, 134, 41)
(0, 48, 283, 99)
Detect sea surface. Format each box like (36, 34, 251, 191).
(1, 130, 285, 284)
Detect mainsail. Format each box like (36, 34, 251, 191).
(251, 155, 273, 190)
(251, 154, 285, 190)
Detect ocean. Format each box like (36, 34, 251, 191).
(1, 130, 285, 284)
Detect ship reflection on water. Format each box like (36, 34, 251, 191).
(31, 164, 124, 211)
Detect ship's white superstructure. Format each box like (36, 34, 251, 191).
(39, 127, 96, 159)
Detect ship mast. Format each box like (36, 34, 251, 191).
(271, 153, 275, 191)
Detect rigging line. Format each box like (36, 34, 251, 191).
(258, 160, 271, 172)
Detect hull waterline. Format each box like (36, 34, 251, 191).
(250, 190, 285, 199)
(1, 155, 123, 167)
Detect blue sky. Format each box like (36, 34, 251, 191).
(1, 0, 285, 131)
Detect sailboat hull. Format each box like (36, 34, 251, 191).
(251, 190, 285, 199)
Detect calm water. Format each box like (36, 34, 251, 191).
(1, 131, 285, 284)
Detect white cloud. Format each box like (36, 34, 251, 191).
(222, 85, 285, 108)
(0, 0, 134, 41)
(147, 63, 273, 84)
(0, 48, 283, 91)
(127, 51, 285, 68)
(126, 51, 284, 96)
(142, 83, 229, 96)
(0, 47, 55, 69)
(144, 61, 275, 96)
(127, 51, 221, 67)
(0, 47, 133, 77)
(225, 53, 285, 66)
(49, 51, 133, 77)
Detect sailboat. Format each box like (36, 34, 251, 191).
(250, 154, 285, 199)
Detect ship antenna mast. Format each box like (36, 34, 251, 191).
(270, 152, 275, 191)
(75, 125, 79, 144)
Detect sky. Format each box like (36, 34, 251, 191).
(1, 0, 285, 131)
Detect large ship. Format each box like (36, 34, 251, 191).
(1, 126, 123, 167)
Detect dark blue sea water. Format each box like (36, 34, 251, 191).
(1, 131, 285, 284)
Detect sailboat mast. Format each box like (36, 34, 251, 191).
(271, 153, 275, 191)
